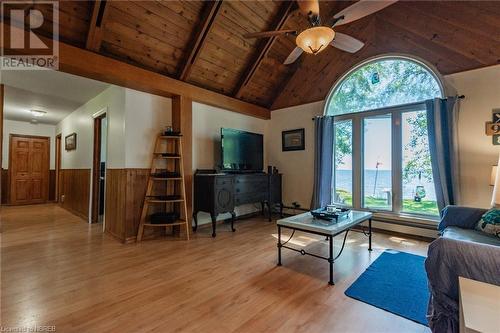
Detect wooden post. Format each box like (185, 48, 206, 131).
(172, 96, 193, 234)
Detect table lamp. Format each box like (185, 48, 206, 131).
(491, 154, 500, 207)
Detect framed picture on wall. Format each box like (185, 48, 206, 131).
(282, 128, 305, 151)
(65, 133, 77, 151)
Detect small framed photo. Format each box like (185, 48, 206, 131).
(65, 133, 77, 151)
(282, 128, 305, 151)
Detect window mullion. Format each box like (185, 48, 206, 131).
(352, 115, 362, 209)
(392, 112, 403, 214)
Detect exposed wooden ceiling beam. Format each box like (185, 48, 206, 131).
(178, 0, 223, 81)
(233, 2, 295, 99)
(4, 22, 268, 119)
(86, 0, 109, 52)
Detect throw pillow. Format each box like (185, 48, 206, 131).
(476, 208, 500, 238)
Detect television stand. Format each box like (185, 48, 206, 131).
(193, 172, 283, 237)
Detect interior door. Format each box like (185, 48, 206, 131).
(29, 138, 49, 203)
(9, 135, 49, 205)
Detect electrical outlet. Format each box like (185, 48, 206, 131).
(60, 194, 65, 203)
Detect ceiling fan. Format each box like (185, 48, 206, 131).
(243, 0, 397, 65)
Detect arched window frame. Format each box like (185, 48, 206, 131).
(324, 54, 445, 116)
(324, 55, 446, 219)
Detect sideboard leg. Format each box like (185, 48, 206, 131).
(230, 211, 236, 232)
(211, 214, 217, 238)
(192, 211, 198, 232)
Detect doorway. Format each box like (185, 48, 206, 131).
(91, 113, 107, 223)
(55, 134, 61, 202)
(9, 134, 50, 205)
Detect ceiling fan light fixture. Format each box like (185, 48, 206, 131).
(296, 26, 335, 55)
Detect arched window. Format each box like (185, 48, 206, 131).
(326, 56, 444, 217)
(326, 57, 443, 115)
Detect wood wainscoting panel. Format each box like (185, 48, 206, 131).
(104, 169, 127, 240)
(1, 169, 8, 204)
(59, 169, 91, 220)
(105, 168, 159, 242)
(124, 169, 149, 241)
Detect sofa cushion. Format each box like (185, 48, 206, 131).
(443, 226, 500, 246)
(476, 208, 500, 238)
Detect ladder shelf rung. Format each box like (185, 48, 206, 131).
(143, 220, 187, 227)
(150, 177, 182, 181)
(146, 199, 184, 203)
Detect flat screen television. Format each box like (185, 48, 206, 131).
(221, 128, 263, 172)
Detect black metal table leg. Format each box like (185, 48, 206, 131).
(368, 218, 372, 251)
(267, 202, 272, 222)
(328, 235, 334, 285)
(277, 225, 282, 266)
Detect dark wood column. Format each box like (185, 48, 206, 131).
(0, 84, 4, 204)
(172, 96, 193, 230)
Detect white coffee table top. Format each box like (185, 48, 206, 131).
(277, 210, 372, 235)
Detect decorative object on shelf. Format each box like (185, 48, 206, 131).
(484, 109, 500, 145)
(136, 133, 190, 241)
(65, 133, 77, 151)
(282, 128, 305, 151)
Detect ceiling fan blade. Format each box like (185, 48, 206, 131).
(243, 30, 297, 39)
(296, 0, 320, 17)
(330, 32, 364, 53)
(284, 47, 304, 65)
(333, 0, 398, 27)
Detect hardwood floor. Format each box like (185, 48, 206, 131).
(1, 204, 430, 333)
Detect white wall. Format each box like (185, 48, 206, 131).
(446, 64, 500, 208)
(3, 119, 56, 169)
(124, 89, 172, 168)
(192, 102, 269, 224)
(267, 101, 324, 209)
(56, 85, 126, 169)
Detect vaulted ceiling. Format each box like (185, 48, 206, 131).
(9, 1, 500, 111)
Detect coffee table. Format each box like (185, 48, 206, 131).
(277, 210, 373, 285)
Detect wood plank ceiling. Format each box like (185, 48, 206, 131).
(12, 1, 500, 111)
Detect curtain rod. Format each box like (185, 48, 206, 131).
(311, 95, 466, 120)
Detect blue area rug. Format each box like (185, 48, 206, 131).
(345, 250, 429, 326)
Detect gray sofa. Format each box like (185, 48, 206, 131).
(425, 205, 500, 333)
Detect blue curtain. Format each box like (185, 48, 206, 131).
(311, 116, 335, 209)
(426, 97, 460, 211)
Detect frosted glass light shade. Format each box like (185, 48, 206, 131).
(296, 27, 335, 54)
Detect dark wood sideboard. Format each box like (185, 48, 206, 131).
(193, 172, 283, 237)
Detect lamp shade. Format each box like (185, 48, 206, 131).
(491, 165, 498, 186)
(296, 27, 335, 55)
(491, 154, 500, 207)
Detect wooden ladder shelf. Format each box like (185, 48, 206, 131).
(137, 134, 190, 241)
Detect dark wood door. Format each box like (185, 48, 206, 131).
(10, 135, 49, 205)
